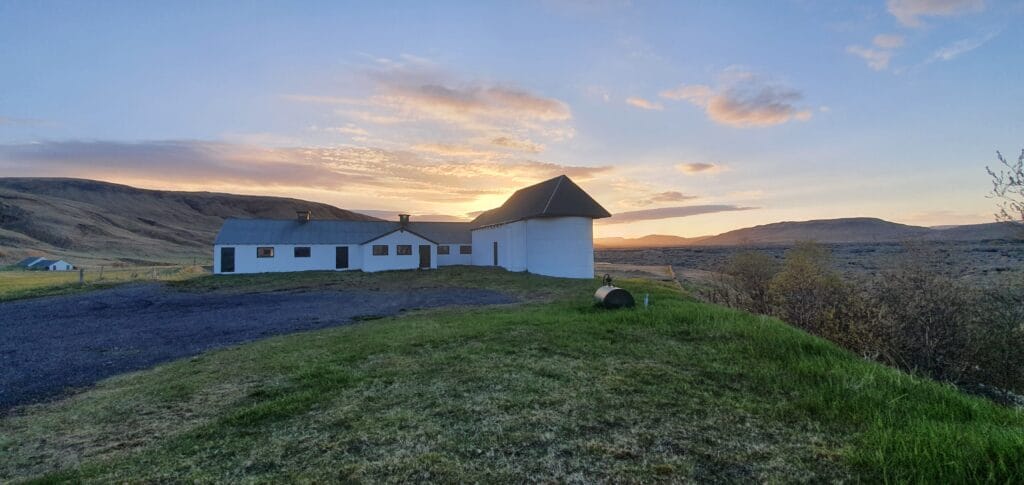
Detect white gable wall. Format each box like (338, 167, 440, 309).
(361, 230, 436, 272)
(213, 244, 361, 274)
(47, 261, 73, 271)
(524, 217, 594, 279)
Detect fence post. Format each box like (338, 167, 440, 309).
(79, 268, 84, 285)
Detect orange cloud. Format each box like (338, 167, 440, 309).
(0, 140, 612, 214)
(676, 162, 724, 174)
(660, 72, 812, 128)
(625, 97, 663, 111)
(490, 136, 544, 153)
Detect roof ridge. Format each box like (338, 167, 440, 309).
(541, 175, 565, 214)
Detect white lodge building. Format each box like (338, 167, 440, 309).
(213, 175, 611, 279)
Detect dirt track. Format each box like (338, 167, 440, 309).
(0, 284, 515, 411)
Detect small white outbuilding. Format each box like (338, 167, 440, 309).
(212, 174, 611, 279)
(19, 258, 74, 271)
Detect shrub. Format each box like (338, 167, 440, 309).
(768, 243, 851, 338)
(721, 250, 778, 314)
(703, 243, 1024, 397)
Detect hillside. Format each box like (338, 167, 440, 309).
(596, 217, 1021, 248)
(1, 269, 1020, 482)
(0, 178, 377, 265)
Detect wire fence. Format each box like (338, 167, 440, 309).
(0, 265, 210, 297)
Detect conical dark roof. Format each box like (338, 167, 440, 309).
(471, 175, 611, 227)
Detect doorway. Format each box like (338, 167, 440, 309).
(220, 247, 235, 273)
(335, 246, 349, 269)
(492, 241, 498, 266)
(418, 245, 431, 269)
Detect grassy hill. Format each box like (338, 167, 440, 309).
(1, 269, 1020, 482)
(0, 178, 376, 266)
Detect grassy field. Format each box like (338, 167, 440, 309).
(1, 268, 1022, 482)
(0, 265, 207, 301)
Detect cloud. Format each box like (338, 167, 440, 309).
(649, 191, 696, 202)
(411, 143, 496, 158)
(847, 45, 895, 70)
(660, 71, 812, 128)
(490, 136, 544, 153)
(324, 124, 369, 136)
(676, 162, 724, 174)
(625, 97, 664, 111)
(0, 140, 610, 209)
(632, 190, 698, 206)
(887, 0, 985, 27)
(929, 31, 998, 61)
(288, 57, 575, 150)
(600, 205, 756, 224)
(873, 34, 906, 49)
(847, 34, 907, 71)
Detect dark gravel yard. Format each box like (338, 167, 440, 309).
(0, 284, 516, 411)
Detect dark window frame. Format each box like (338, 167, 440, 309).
(397, 244, 413, 255)
(459, 245, 472, 255)
(257, 247, 275, 258)
(294, 246, 311, 258)
(372, 245, 389, 256)
(437, 245, 450, 255)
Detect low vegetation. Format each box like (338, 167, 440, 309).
(0, 265, 206, 302)
(2, 268, 1022, 482)
(704, 242, 1024, 399)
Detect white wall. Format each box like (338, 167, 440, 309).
(361, 230, 436, 273)
(471, 218, 594, 278)
(471, 221, 528, 271)
(214, 244, 361, 274)
(436, 243, 473, 266)
(524, 217, 594, 279)
(48, 261, 73, 271)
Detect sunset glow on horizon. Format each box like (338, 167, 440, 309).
(1, 1, 1021, 238)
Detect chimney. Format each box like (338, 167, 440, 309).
(398, 213, 410, 226)
(297, 210, 311, 223)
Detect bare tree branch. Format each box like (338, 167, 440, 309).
(986, 149, 1024, 225)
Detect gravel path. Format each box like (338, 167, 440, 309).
(0, 284, 516, 411)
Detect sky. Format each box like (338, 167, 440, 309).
(1, 0, 1021, 238)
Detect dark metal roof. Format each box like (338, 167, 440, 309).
(471, 175, 611, 228)
(407, 222, 473, 244)
(16, 257, 43, 267)
(214, 219, 472, 245)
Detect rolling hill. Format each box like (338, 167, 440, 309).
(0, 178, 377, 265)
(596, 217, 1021, 248)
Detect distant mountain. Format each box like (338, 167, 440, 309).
(0, 178, 378, 265)
(596, 218, 1021, 248)
(594, 234, 705, 249)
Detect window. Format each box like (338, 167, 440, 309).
(372, 245, 388, 256)
(257, 247, 274, 258)
(460, 245, 472, 255)
(437, 245, 450, 255)
(294, 247, 311, 258)
(397, 244, 412, 255)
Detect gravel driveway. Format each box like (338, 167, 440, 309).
(0, 284, 516, 411)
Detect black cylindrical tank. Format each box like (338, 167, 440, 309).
(594, 274, 635, 309)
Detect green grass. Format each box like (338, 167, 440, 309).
(0, 265, 207, 302)
(1, 268, 1021, 482)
